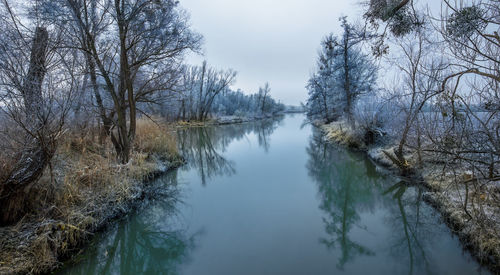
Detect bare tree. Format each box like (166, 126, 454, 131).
(181, 61, 236, 121)
(0, 1, 73, 224)
(53, 0, 202, 163)
(258, 82, 271, 114)
(432, 0, 500, 181)
(382, 29, 446, 174)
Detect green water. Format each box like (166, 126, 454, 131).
(57, 114, 488, 275)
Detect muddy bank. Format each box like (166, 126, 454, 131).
(317, 120, 500, 273)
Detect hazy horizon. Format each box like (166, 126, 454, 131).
(182, 0, 362, 105)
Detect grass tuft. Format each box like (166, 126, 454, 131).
(135, 118, 178, 158)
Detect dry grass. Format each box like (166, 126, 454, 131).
(0, 124, 25, 184)
(322, 121, 366, 149)
(424, 187, 500, 270)
(135, 118, 178, 158)
(0, 117, 182, 274)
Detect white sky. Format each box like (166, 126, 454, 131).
(181, 0, 363, 105)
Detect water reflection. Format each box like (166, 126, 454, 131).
(177, 117, 284, 185)
(306, 128, 382, 269)
(58, 115, 486, 275)
(58, 116, 286, 275)
(306, 127, 476, 274)
(383, 182, 435, 275)
(177, 127, 236, 185)
(58, 172, 199, 275)
(255, 118, 282, 152)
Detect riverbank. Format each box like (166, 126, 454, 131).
(317, 119, 500, 272)
(0, 119, 184, 274)
(175, 114, 285, 127)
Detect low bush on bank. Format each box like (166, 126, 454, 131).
(0, 118, 182, 274)
(321, 119, 386, 150)
(322, 121, 365, 149)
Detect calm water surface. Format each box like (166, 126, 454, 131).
(57, 114, 488, 275)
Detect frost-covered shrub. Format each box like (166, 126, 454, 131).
(355, 98, 390, 145)
(446, 6, 486, 39)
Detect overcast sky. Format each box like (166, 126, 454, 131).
(181, 0, 363, 105)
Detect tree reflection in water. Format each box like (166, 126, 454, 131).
(383, 181, 435, 275)
(60, 117, 285, 275)
(306, 128, 381, 269)
(58, 115, 470, 275)
(306, 128, 442, 274)
(59, 172, 201, 275)
(177, 117, 284, 185)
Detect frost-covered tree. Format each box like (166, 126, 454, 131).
(0, 1, 76, 224)
(168, 63, 284, 121)
(363, 0, 423, 56)
(257, 82, 271, 113)
(44, 0, 202, 163)
(307, 17, 377, 127)
(434, 0, 500, 181)
(440, 0, 499, 87)
(382, 28, 447, 173)
(306, 72, 334, 122)
(210, 88, 284, 117)
(176, 61, 236, 121)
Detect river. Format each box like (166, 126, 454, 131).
(56, 114, 488, 275)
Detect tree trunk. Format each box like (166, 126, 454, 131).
(0, 27, 51, 225)
(114, 2, 134, 164)
(343, 27, 354, 129)
(198, 62, 206, 121)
